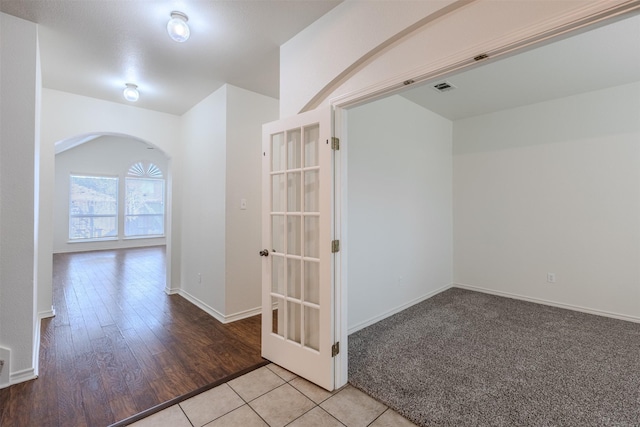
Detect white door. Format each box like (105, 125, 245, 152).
(261, 107, 335, 391)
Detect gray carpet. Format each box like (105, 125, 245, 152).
(348, 288, 640, 427)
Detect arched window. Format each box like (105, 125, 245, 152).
(125, 162, 165, 237)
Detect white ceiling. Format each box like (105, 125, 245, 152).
(0, 0, 341, 115)
(1, 2, 638, 118)
(400, 12, 640, 120)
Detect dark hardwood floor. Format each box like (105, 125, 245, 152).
(0, 246, 263, 426)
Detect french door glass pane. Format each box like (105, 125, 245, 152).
(304, 216, 320, 258)
(287, 301, 301, 344)
(287, 129, 301, 169)
(304, 125, 319, 168)
(287, 216, 301, 255)
(271, 255, 284, 295)
(272, 174, 285, 212)
(304, 260, 320, 305)
(304, 170, 319, 213)
(272, 133, 285, 172)
(287, 172, 301, 212)
(304, 306, 320, 351)
(272, 296, 284, 337)
(287, 258, 301, 300)
(272, 215, 284, 253)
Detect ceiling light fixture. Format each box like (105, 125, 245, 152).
(167, 11, 190, 42)
(123, 83, 139, 102)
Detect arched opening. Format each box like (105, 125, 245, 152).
(51, 132, 173, 295)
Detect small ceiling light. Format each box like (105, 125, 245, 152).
(123, 83, 139, 102)
(167, 11, 190, 42)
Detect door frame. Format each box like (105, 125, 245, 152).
(328, 2, 640, 389)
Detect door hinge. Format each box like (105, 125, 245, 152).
(331, 137, 340, 150)
(331, 240, 340, 253)
(331, 342, 340, 357)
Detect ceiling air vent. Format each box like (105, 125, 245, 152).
(432, 81, 456, 93)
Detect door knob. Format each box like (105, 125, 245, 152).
(259, 249, 269, 257)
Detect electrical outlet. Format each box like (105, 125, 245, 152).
(198, 273, 202, 284)
(547, 273, 556, 283)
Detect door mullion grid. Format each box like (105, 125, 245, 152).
(300, 126, 307, 349)
(283, 130, 290, 342)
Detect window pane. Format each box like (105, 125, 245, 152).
(304, 216, 320, 258)
(69, 216, 117, 240)
(125, 178, 165, 236)
(287, 258, 301, 299)
(272, 296, 284, 337)
(304, 260, 320, 305)
(304, 170, 319, 213)
(287, 129, 301, 169)
(272, 133, 285, 172)
(304, 124, 319, 167)
(69, 175, 118, 240)
(287, 216, 301, 255)
(272, 174, 285, 212)
(287, 172, 301, 212)
(287, 301, 301, 344)
(272, 255, 284, 295)
(304, 306, 320, 351)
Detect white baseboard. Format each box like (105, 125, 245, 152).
(10, 367, 37, 386)
(453, 283, 640, 324)
(177, 289, 226, 323)
(33, 317, 41, 378)
(164, 286, 180, 295)
(348, 283, 453, 335)
(176, 289, 260, 324)
(225, 306, 262, 323)
(0, 347, 10, 388)
(38, 307, 56, 319)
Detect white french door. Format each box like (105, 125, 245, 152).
(261, 107, 335, 391)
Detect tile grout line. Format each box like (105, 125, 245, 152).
(177, 404, 195, 427)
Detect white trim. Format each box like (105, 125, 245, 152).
(164, 285, 180, 295)
(33, 317, 41, 378)
(176, 289, 226, 323)
(175, 289, 261, 324)
(38, 307, 56, 319)
(330, 1, 640, 110)
(347, 283, 453, 335)
(10, 367, 37, 386)
(0, 347, 10, 388)
(453, 283, 640, 324)
(223, 306, 262, 323)
(333, 106, 348, 389)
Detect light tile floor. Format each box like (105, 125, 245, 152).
(129, 364, 417, 427)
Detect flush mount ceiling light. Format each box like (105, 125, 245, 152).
(123, 83, 139, 102)
(167, 11, 190, 42)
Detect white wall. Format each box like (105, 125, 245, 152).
(225, 85, 279, 317)
(179, 86, 228, 316)
(346, 95, 453, 332)
(280, 0, 457, 117)
(42, 89, 180, 155)
(40, 88, 182, 308)
(178, 84, 278, 320)
(53, 135, 168, 253)
(0, 12, 40, 385)
(453, 82, 640, 319)
(281, 0, 629, 117)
